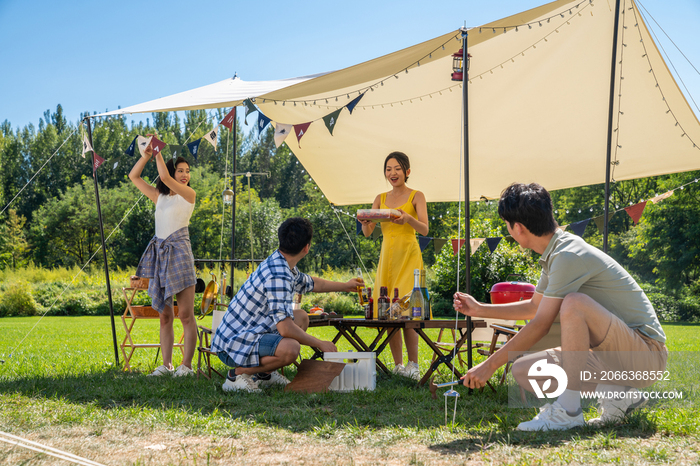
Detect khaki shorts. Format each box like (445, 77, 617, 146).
(517, 311, 668, 389)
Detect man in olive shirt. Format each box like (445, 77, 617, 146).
(453, 183, 667, 431)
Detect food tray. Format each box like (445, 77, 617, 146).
(356, 209, 401, 222)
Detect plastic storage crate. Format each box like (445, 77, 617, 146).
(324, 351, 376, 392)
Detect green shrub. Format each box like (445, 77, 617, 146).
(0, 282, 39, 317)
(302, 293, 362, 316)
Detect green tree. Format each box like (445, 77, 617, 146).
(0, 209, 28, 269)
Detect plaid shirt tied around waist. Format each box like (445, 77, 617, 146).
(136, 227, 196, 314)
(211, 250, 314, 368)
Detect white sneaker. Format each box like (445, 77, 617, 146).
(173, 365, 195, 377)
(517, 402, 585, 431)
(147, 364, 174, 376)
(254, 371, 290, 387)
(403, 361, 420, 380)
(392, 364, 405, 376)
(589, 388, 646, 426)
(222, 373, 261, 393)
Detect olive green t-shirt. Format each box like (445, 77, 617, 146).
(536, 230, 665, 343)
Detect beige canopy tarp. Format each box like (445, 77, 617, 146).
(96, 0, 700, 205)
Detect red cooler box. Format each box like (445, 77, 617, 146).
(489, 279, 535, 304)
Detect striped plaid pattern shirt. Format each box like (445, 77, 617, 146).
(136, 227, 196, 314)
(211, 250, 314, 368)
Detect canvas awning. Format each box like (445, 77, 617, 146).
(96, 0, 700, 205)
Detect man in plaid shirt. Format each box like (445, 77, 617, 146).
(212, 217, 363, 392)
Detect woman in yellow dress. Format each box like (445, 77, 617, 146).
(360, 152, 429, 379)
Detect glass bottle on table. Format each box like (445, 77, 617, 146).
(364, 287, 374, 320)
(377, 286, 389, 320)
(410, 269, 424, 320)
(391, 287, 400, 320)
(419, 269, 431, 320)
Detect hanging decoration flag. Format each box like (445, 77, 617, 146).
(593, 212, 616, 234)
(433, 238, 448, 254)
(82, 134, 93, 158)
(106, 156, 122, 170)
(470, 238, 485, 256)
(418, 236, 432, 252)
(451, 239, 466, 255)
(93, 153, 105, 172)
(150, 136, 167, 155)
(220, 108, 236, 130)
(650, 191, 673, 204)
(186, 138, 202, 161)
(557, 225, 568, 232)
(372, 226, 382, 240)
(569, 218, 590, 237)
(257, 113, 271, 134)
(356, 219, 362, 235)
(125, 136, 138, 157)
(137, 135, 152, 158)
(203, 125, 219, 149)
(504, 235, 517, 244)
(346, 93, 365, 114)
(169, 145, 184, 159)
(624, 201, 647, 225)
(294, 122, 312, 147)
(274, 123, 293, 148)
(243, 99, 258, 124)
(323, 108, 343, 135)
(486, 237, 502, 253)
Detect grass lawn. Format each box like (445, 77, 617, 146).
(0, 316, 698, 465)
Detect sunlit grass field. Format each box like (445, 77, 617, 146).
(0, 316, 698, 465)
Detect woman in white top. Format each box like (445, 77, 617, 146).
(129, 137, 197, 377)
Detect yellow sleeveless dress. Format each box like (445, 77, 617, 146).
(372, 190, 423, 314)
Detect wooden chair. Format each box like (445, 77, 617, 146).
(432, 318, 517, 370)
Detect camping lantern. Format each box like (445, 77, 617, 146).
(222, 187, 234, 205)
(451, 49, 471, 81)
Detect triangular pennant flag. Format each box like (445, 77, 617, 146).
(186, 138, 202, 161)
(202, 125, 219, 149)
(294, 122, 312, 147)
(650, 191, 673, 204)
(486, 237, 502, 253)
(504, 235, 517, 244)
(451, 239, 466, 255)
(150, 136, 167, 155)
(558, 224, 568, 232)
(346, 93, 365, 114)
(220, 108, 236, 130)
(433, 238, 448, 254)
(323, 108, 343, 135)
(593, 212, 616, 234)
(137, 135, 152, 157)
(257, 113, 271, 134)
(372, 226, 382, 240)
(243, 99, 258, 125)
(274, 123, 293, 148)
(418, 236, 432, 252)
(82, 134, 93, 158)
(624, 201, 648, 225)
(356, 219, 362, 235)
(93, 153, 105, 172)
(169, 145, 184, 160)
(470, 238, 485, 256)
(569, 218, 591, 237)
(125, 136, 137, 157)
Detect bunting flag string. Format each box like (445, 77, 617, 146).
(186, 138, 202, 161)
(81, 134, 93, 158)
(257, 113, 271, 134)
(451, 239, 466, 255)
(624, 201, 647, 225)
(592, 212, 615, 235)
(202, 125, 219, 150)
(323, 108, 343, 135)
(220, 108, 236, 129)
(137, 135, 152, 158)
(486, 237, 502, 253)
(569, 218, 590, 237)
(418, 236, 432, 252)
(274, 123, 293, 148)
(243, 99, 258, 124)
(294, 122, 312, 147)
(169, 145, 184, 159)
(356, 219, 362, 235)
(150, 136, 167, 155)
(125, 136, 137, 157)
(92, 153, 105, 172)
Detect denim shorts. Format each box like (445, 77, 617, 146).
(217, 333, 283, 367)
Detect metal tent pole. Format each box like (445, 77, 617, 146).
(85, 117, 119, 367)
(460, 27, 473, 370)
(603, 0, 622, 253)
(230, 107, 237, 282)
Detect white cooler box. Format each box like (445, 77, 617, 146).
(324, 351, 376, 392)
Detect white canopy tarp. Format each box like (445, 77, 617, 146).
(97, 0, 700, 205)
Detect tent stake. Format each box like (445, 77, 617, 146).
(85, 117, 120, 367)
(603, 0, 622, 253)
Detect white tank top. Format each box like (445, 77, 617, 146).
(155, 193, 195, 239)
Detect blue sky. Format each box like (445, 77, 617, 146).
(1, 0, 698, 130)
